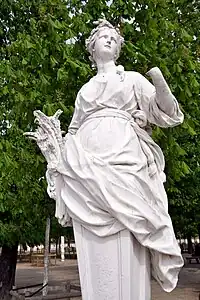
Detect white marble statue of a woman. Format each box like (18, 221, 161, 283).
(26, 19, 184, 299)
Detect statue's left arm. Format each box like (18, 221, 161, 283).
(136, 67, 184, 128)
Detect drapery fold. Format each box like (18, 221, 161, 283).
(43, 71, 184, 292)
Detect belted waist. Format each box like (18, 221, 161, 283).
(83, 108, 165, 180)
(85, 108, 132, 121)
(84, 108, 148, 128)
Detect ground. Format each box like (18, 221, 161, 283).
(15, 259, 200, 299)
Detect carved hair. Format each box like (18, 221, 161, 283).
(85, 19, 124, 66)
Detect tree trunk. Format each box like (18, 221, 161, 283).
(55, 238, 58, 256)
(60, 236, 65, 262)
(198, 224, 200, 242)
(43, 217, 50, 296)
(67, 238, 70, 248)
(187, 235, 193, 254)
(0, 243, 18, 300)
(58, 237, 61, 255)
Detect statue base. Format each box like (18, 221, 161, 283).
(73, 220, 151, 300)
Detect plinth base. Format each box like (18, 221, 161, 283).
(73, 221, 151, 300)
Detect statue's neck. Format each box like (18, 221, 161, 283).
(96, 60, 117, 74)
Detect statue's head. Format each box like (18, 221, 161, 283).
(86, 19, 124, 66)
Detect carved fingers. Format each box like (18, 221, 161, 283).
(24, 126, 47, 142)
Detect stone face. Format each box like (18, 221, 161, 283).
(26, 19, 184, 299)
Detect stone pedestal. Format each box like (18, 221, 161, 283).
(73, 220, 151, 300)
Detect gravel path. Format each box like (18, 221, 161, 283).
(16, 260, 200, 299)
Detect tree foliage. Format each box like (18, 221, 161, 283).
(0, 0, 90, 248)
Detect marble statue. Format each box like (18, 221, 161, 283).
(26, 19, 184, 299)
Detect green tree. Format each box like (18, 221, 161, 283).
(0, 0, 89, 298)
(0, 0, 200, 298)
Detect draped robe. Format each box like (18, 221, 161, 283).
(50, 70, 184, 292)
